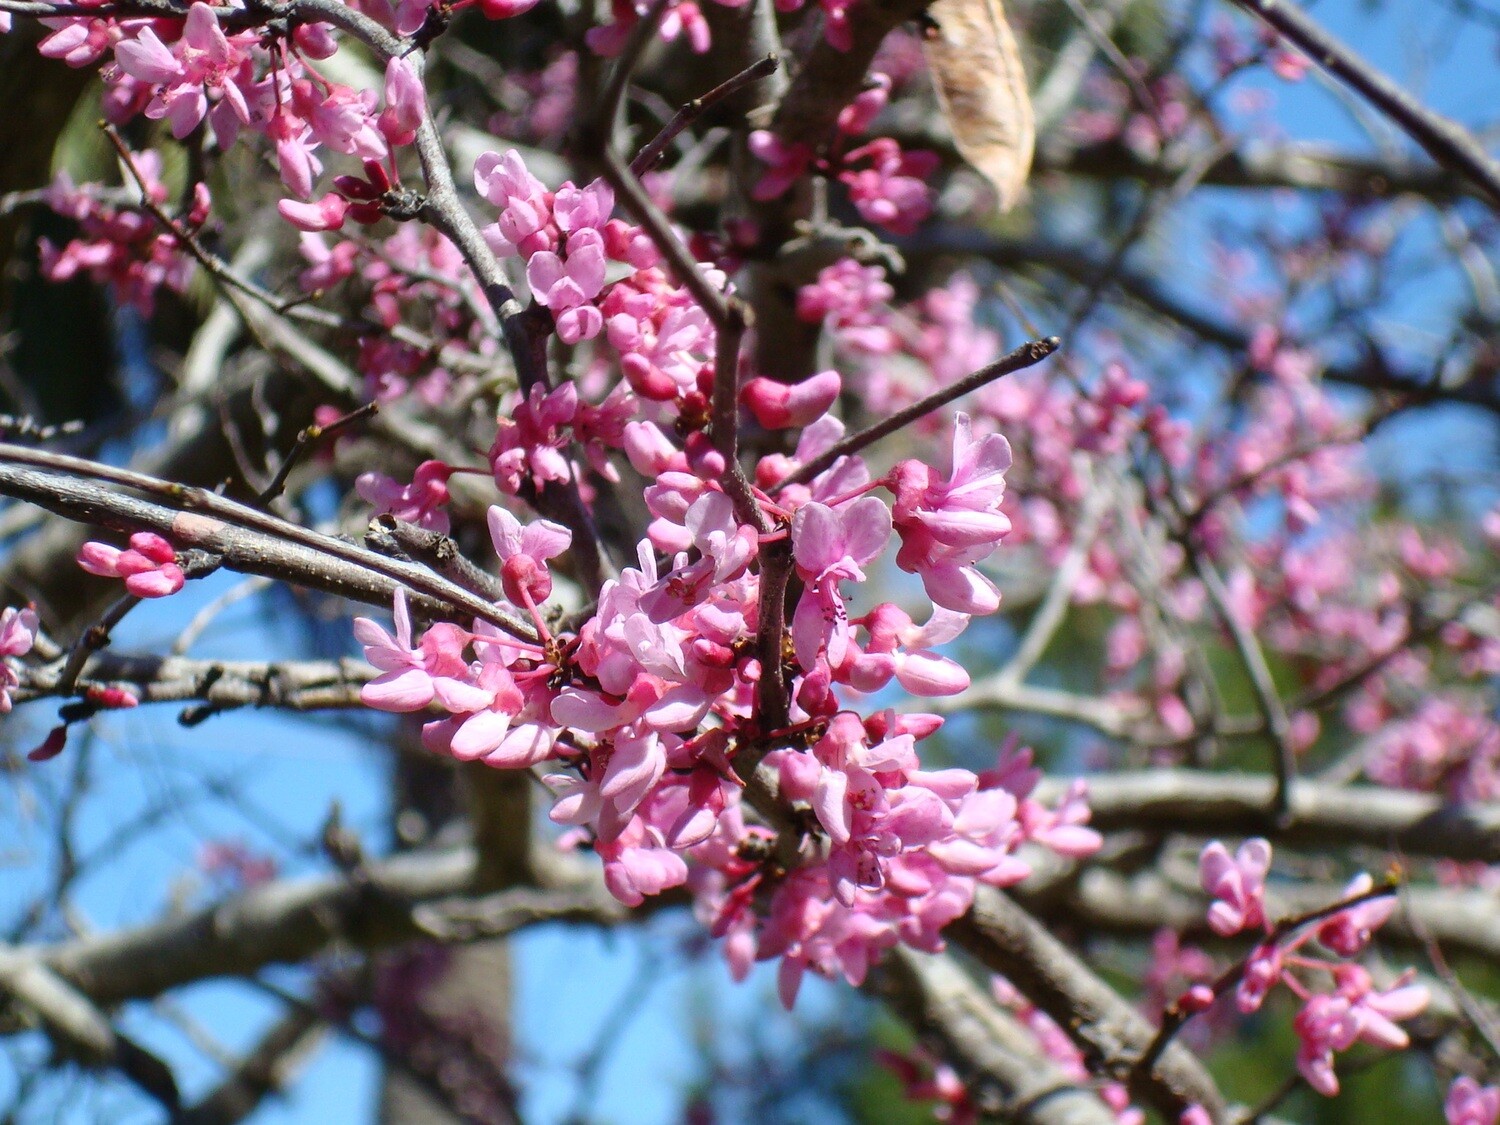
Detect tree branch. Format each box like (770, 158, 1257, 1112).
(949, 887, 1228, 1121)
(1223, 0, 1500, 208)
(875, 948, 1119, 1125)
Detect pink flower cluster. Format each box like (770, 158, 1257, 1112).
(477, 152, 659, 345)
(1365, 695, 1500, 802)
(39, 153, 202, 315)
(585, 0, 857, 58)
(749, 73, 938, 236)
(352, 388, 1102, 997)
(295, 222, 484, 402)
(77, 532, 186, 598)
(358, 461, 455, 534)
(1197, 838, 1424, 1097)
(877, 1049, 975, 1124)
(29, 0, 518, 245)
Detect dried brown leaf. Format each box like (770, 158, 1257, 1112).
(922, 0, 1035, 212)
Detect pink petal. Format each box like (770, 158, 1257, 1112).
(361, 668, 434, 711)
(812, 769, 852, 844)
(77, 542, 123, 577)
(114, 28, 180, 84)
(483, 723, 553, 768)
(124, 564, 184, 598)
(449, 709, 513, 760)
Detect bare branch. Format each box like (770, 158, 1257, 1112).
(1223, 0, 1500, 208)
(949, 887, 1229, 1121)
(1051, 770, 1500, 863)
(875, 948, 1119, 1125)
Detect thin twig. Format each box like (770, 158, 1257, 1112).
(598, 148, 733, 325)
(55, 593, 142, 697)
(259, 401, 378, 505)
(1225, 0, 1500, 207)
(0, 444, 538, 641)
(1190, 547, 1297, 823)
(630, 54, 782, 176)
(596, 0, 672, 141)
(1132, 879, 1399, 1079)
(776, 337, 1061, 489)
(1398, 874, 1500, 1063)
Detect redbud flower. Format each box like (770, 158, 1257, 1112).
(741, 370, 841, 429)
(0, 605, 39, 713)
(1178, 985, 1216, 1014)
(1293, 993, 1359, 1096)
(77, 532, 185, 598)
(479, 0, 541, 17)
(888, 414, 1012, 615)
(28, 725, 68, 763)
(790, 497, 892, 669)
(356, 461, 453, 533)
(487, 505, 572, 607)
(278, 194, 348, 232)
(85, 685, 139, 709)
(1237, 942, 1281, 1013)
(378, 57, 423, 148)
(1447, 1076, 1500, 1125)
(1198, 837, 1270, 936)
(747, 130, 814, 200)
(353, 589, 489, 713)
(837, 73, 891, 136)
(1315, 872, 1395, 956)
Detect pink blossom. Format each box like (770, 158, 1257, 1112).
(790, 497, 892, 670)
(487, 505, 571, 607)
(113, 4, 253, 142)
(1199, 837, 1271, 936)
(1447, 1077, 1500, 1125)
(294, 80, 385, 160)
(356, 461, 453, 533)
(747, 130, 814, 200)
(1236, 941, 1282, 1013)
(926, 787, 1030, 886)
(888, 413, 1012, 615)
(378, 57, 423, 147)
(424, 657, 554, 768)
(837, 73, 891, 136)
(353, 588, 489, 713)
(77, 531, 185, 598)
(1018, 779, 1102, 858)
(527, 228, 607, 343)
(839, 139, 939, 235)
(28, 726, 68, 763)
(479, 0, 543, 17)
(490, 382, 578, 494)
(598, 820, 690, 905)
(845, 603, 971, 697)
(1293, 993, 1360, 1096)
(0, 605, 39, 713)
(742, 370, 841, 429)
(1315, 873, 1395, 956)
(1294, 969, 1429, 1097)
(640, 491, 757, 620)
(796, 258, 897, 355)
(38, 16, 119, 67)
